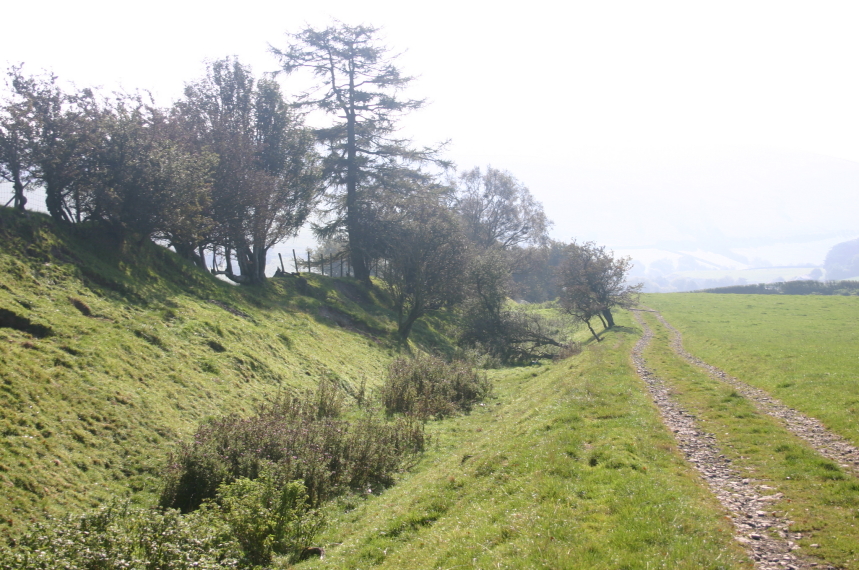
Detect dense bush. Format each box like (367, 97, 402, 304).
(381, 354, 493, 418)
(0, 477, 326, 569)
(217, 472, 324, 567)
(0, 501, 241, 570)
(160, 384, 426, 512)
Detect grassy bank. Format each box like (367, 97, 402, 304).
(0, 209, 446, 534)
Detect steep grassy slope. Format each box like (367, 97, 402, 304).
(0, 209, 443, 536)
(643, 293, 859, 447)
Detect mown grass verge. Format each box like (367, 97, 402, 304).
(643, 293, 859, 448)
(638, 310, 859, 568)
(291, 312, 751, 569)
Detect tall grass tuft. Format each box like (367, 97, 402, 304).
(381, 354, 493, 419)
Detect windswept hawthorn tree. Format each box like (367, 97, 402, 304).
(378, 191, 467, 341)
(557, 241, 642, 341)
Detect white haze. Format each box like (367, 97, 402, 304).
(3, 0, 859, 280)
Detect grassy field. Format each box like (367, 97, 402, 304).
(291, 313, 751, 570)
(637, 309, 859, 569)
(643, 293, 859, 449)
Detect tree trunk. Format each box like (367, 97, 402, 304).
(172, 242, 206, 269)
(12, 176, 26, 212)
(398, 310, 421, 341)
(601, 308, 615, 328)
(45, 183, 68, 223)
(345, 71, 371, 286)
(584, 318, 601, 342)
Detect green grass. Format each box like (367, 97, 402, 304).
(289, 312, 750, 569)
(643, 293, 859, 448)
(11, 209, 847, 568)
(636, 310, 859, 569)
(0, 209, 451, 535)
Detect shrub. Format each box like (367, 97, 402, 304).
(216, 472, 324, 566)
(160, 381, 426, 512)
(381, 354, 493, 418)
(553, 341, 582, 361)
(458, 302, 567, 363)
(0, 501, 241, 570)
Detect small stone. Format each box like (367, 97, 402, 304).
(750, 533, 763, 540)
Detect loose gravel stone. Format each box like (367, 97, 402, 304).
(630, 311, 830, 570)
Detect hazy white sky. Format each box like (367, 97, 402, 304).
(3, 0, 859, 259)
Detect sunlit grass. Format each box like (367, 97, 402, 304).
(643, 293, 859, 448)
(637, 310, 859, 569)
(0, 209, 443, 534)
(292, 313, 751, 569)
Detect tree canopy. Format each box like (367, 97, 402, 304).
(453, 166, 550, 250)
(272, 23, 445, 285)
(557, 241, 642, 341)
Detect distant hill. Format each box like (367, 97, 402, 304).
(825, 237, 859, 280)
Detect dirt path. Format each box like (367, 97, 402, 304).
(631, 310, 820, 570)
(651, 310, 859, 476)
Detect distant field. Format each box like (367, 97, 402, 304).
(643, 293, 859, 448)
(670, 267, 817, 283)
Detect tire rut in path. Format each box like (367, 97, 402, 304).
(630, 311, 822, 570)
(651, 309, 859, 477)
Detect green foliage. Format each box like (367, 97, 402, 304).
(0, 501, 241, 569)
(457, 248, 565, 362)
(453, 166, 550, 249)
(379, 194, 468, 340)
(380, 354, 493, 418)
(160, 384, 426, 512)
(216, 473, 324, 567)
(558, 240, 642, 339)
(178, 57, 322, 284)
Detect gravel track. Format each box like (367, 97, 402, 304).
(651, 310, 859, 477)
(630, 310, 824, 570)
